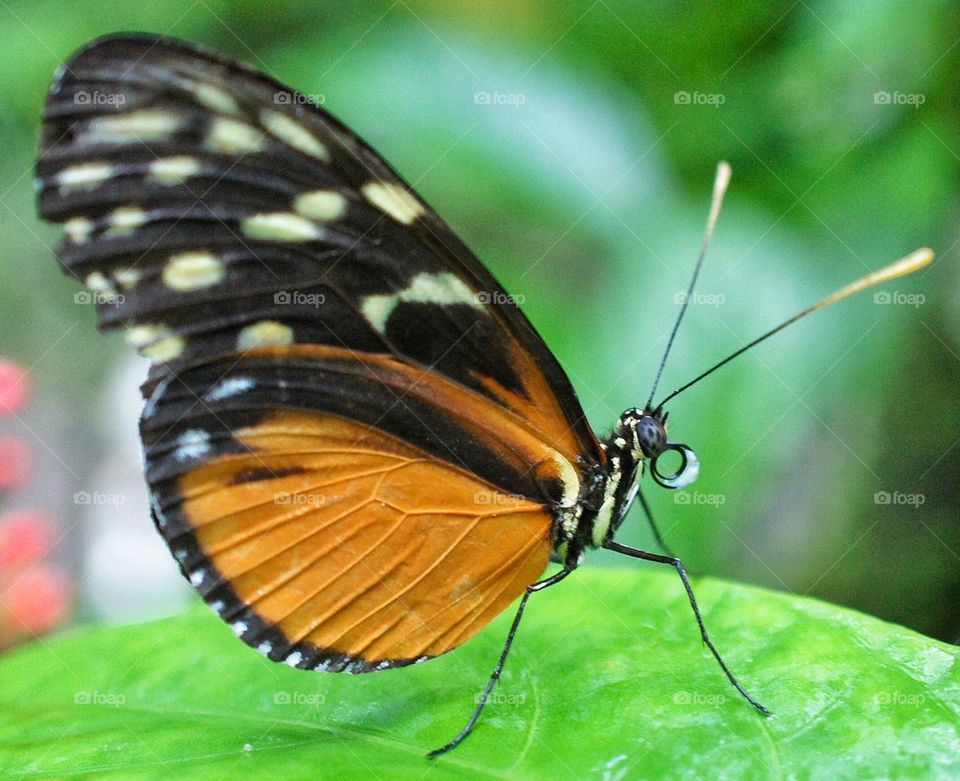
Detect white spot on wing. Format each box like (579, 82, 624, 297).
(293, 190, 347, 221)
(85, 109, 182, 143)
(193, 83, 240, 115)
(257, 641, 273, 656)
(65, 217, 94, 243)
(125, 324, 185, 363)
(284, 651, 303, 667)
(149, 156, 201, 185)
(232, 621, 248, 637)
(205, 376, 255, 402)
(240, 212, 322, 242)
(162, 251, 225, 291)
(260, 109, 329, 160)
(206, 117, 264, 154)
(105, 206, 147, 236)
(189, 569, 206, 587)
(57, 162, 115, 192)
(114, 268, 142, 289)
(175, 429, 211, 462)
(360, 271, 483, 334)
(237, 321, 294, 350)
(361, 181, 425, 224)
(85, 271, 112, 292)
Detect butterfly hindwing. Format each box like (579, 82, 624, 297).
(146, 348, 558, 669)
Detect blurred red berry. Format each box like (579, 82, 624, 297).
(1, 565, 71, 640)
(0, 359, 72, 649)
(0, 509, 57, 569)
(0, 360, 29, 415)
(0, 437, 32, 490)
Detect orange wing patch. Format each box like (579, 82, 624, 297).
(176, 412, 553, 671)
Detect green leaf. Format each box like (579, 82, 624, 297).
(2, 569, 957, 779)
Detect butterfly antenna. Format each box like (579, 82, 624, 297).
(645, 161, 732, 410)
(655, 247, 934, 410)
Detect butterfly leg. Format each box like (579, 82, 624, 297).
(427, 567, 573, 758)
(635, 488, 678, 558)
(603, 540, 770, 715)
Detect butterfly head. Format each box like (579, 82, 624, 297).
(616, 408, 699, 490)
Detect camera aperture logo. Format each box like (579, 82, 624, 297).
(273, 690, 326, 706)
(74, 90, 126, 107)
(74, 690, 126, 707)
(473, 90, 526, 108)
(74, 490, 125, 506)
(475, 290, 525, 306)
(874, 691, 925, 706)
(874, 91, 925, 108)
(274, 491, 326, 508)
(74, 290, 124, 307)
(873, 290, 924, 308)
(275, 291, 326, 308)
(674, 290, 724, 307)
(473, 491, 527, 507)
(674, 491, 725, 508)
(874, 490, 925, 508)
(673, 690, 726, 706)
(474, 691, 526, 706)
(674, 90, 725, 108)
(274, 90, 325, 106)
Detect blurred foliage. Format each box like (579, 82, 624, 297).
(0, 0, 957, 651)
(2, 571, 959, 779)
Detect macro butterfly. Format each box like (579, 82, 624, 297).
(36, 33, 933, 757)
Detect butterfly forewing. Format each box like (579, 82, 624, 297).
(37, 34, 599, 464)
(36, 34, 602, 669)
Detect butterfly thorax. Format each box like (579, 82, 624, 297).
(554, 408, 658, 569)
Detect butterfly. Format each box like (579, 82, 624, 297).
(35, 33, 933, 756)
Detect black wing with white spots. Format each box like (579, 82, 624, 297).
(36, 33, 598, 462)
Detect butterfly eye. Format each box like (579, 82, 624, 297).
(636, 414, 667, 458)
(650, 443, 699, 489)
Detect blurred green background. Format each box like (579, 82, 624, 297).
(0, 0, 957, 643)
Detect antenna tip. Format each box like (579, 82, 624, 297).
(886, 246, 935, 280)
(716, 161, 732, 188)
(911, 247, 935, 267)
